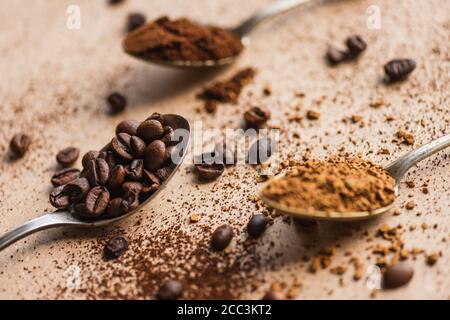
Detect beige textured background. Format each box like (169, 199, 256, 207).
(0, 0, 449, 299)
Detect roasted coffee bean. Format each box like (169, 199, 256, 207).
(82, 150, 100, 169)
(63, 177, 90, 202)
(107, 92, 127, 114)
(137, 119, 164, 142)
(384, 59, 416, 81)
(122, 190, 140, 212)
(161, 126, 175, 146)
(345, 35, 367, 57)
(123, 181, 143, 194)
(74, 202, 88, 217)
(116, 120, 140, 136)
(142, 170, 160, 193)
(326, 46, 347, 65)
(51, 168, 80, 187)
(111, 133, 133, 162)
(108, 165, 126, 189)
(248, 138, 275, 164)
(99, 150, 119, 169)
(104, 236, 128, 259)
(87, 158, 110, 186)
(107, 198, 125, 217)
(214, 140, 236, 165)
(49, 185, 71, 209)
(127, 12, 146, 31)
(244, 106, 271, 128)
(85, 186, 110, 217)
(147, 112, 165, 125)
(9, 133, 31, 157)
(164, 146, 176, 164)
(144, 140, 166, 171)
(157, 280, 182, 300)
(383, 262, 414, 289)
(194, 162, 225, 181)
(56, 147, 80, 167)
(130, 135, 146, 158)
(247, 214, 268, 238)
(155, 167, 170, 182)
(211, 225, 233, 250)
(125, 159, 144, 181)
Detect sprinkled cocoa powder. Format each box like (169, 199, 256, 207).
(123, 16, 243, 62)
(262, 157, 396, 213)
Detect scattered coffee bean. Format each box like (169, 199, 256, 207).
(127, 12, 146, 32)
(9, 133, 31, 157)
(108, 165, 126, 189)
(125, 159, 144, 181)
(51, 168, 80, 187)
(86, 158, 110, 186)
(383, 262, 414, 289)
(85, 186, 110, 217)
(137, 119, 164, 142)
(107, 198, 126, 217)
(326, 46, 347, 65)
(49, 185, 71, 209)
(211, 225, 233, 250)
(111, 133, 133, 162)
(247, 214, 268, 238)
(345, 35, 367, 57)
(104, 236, 129, 259)
(384, 59, 416, 81)
(248, 138, 275, 164)
(82, 150, 100, 169)
(144, 140, 166, 171)
(194, 162, 225, 181)
(244, 106, 271, 128)
(63, 177, 90, 202)
(107, 92, 127, 114)
(56, 147, 80, 167)
(116, 120, 140, 136)
(157, 280, 183, 300)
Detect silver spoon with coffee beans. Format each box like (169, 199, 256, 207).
(259, 134, 450, 221)
(123, 0, 312, 68)
(0, 114, 190, 252)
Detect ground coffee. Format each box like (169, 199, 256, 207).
(262, 156, 396, 213)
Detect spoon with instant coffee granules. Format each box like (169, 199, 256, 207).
(0, 114, 190, 252)
(123, 0, 312, 68)
(259, 134, 450, 221)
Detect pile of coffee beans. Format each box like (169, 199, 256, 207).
(49, 113, 177, 219)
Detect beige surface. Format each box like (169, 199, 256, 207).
(0, 0, 449, 299)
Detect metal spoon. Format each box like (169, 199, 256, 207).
(0, 114, 191, 252)
(123, 0, 313, 68)
(258, 134, 450, 221)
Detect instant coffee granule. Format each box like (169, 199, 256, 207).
(262, 157, 396, 213)
(123, 16, 243, 62)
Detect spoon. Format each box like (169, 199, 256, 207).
(123, 0, 313, 68)
(0, 114, 191, 252)
(258, 134, 450, 221)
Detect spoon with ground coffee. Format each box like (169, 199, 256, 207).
(123, 0, 312, 67)
(0, 114, 190, 252)
(259, 134, 450, 221)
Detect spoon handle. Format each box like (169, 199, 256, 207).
(232, 0, 312, 37)
(0, 212, 80, 252)
(386, 133, 450, 182)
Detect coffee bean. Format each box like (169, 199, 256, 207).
(211, 225, 233, 250)
(383, 262, 414, 289)
(122, 190, 140, 212)
(157, 280, 182, 300)
(384, 59, 416, 81)
(244, 106, 271, 128)
(63, 177, 90, 202)
(107, 198, 126, 217)
(247, 214, 268, 238)
(85, 186, 110, 217)
(142, 170, 160, 193)
(125, 159, 144, 181)
(144, 140, 166, 171)
(127, 12, 146, 32)
(82, 150, 100, 169)
(99, 150, 119, 169)
(147, 112, 165, 125)
(108, 165, 126, 189)
(87, 158, 110, 186)
(137, 119, 164, 142)
(248, 138, 275, 164)
(49, 185, 71, 209)
(51, 168, 80, 187)
(123, 181, 143, 194)
(56, 147, 80, 167)
(161, 126, 175, 146)
(130, 135, 146, 158)
(9, 133, 31, 157)
(107, 92, 127, 114)
(116, 120, 140, 136)
(74, 202, 88, 217)
(155, 167, 170, 182)
(109, 0, 125, 5)
(345, 35, 366, 57)
(104, 236, 128, 259)
(111, 133, 133, 162)
(194, 162, 225, 181)
(326, 46, 347, 65)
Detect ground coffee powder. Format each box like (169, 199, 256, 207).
(262, 157, 396, 213)
(123, 16, 243, 62)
